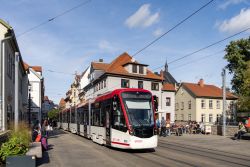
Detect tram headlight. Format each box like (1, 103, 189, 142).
(154, 128, 157, 135)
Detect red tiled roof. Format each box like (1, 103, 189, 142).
(44, 96, 49, 101)
(59, 98, 66, 106)
(162, 83, 176, 91)
(23, 62, 29, 71)
(182, 82, 238, 99)
(32, 66, 42, 72)
(23, 62, 42, 72)
(92, 52, 162, 80)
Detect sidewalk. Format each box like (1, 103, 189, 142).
(159, 134, 250, 156)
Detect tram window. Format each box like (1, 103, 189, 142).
(93, 108, 100, 126)
(100, 105, 105, 127)
(71, 110, 75, 123)
(112, 100, 127, 132)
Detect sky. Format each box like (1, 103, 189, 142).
(1, 0, 250, 104)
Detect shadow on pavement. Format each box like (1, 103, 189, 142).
(36, 151, 50, 166)
(109, 146, 155, 153)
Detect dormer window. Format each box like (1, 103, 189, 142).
(132, 64, 137, 73)
(139, 65, 143, 74)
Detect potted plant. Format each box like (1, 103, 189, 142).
(0, 122, 34, 166)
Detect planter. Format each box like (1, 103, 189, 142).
(6, 155, 35, 167)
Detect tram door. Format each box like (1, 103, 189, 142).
(77, 108, 80, 135)
(83, 108, 88, 137)
(67, 111, 70, 131)
(105, 104, 111, 146)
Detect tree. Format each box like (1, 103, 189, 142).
(224, 37, 250, 111)
(48, 108, 59, 120)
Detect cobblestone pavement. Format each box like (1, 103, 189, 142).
(37, 130, 250, 167)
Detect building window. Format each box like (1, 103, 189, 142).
(181, 114, 184, 121)
(132, 64, 137, 73)
(188, 114, 191, 121)
(209, 100, 213, 109)
(101, 81, 103, 89)
(216, 114, 221, 123)
(176, 103, 179, 110)
(181, 102, 184, 110)
(151, 82, 159, 91)
(138, 81, 143, 89)
(166, 97, 171, 106)
(188, 100, 191, 109)
(209, 114, 213, 123)
(121, 79, 129, 88)
(216, 100, 220, 109)
(104, 79, 106, 88)
(139, 65, 143, 74)
(201, 114, 205, 123)
(201, 99, 206, 109)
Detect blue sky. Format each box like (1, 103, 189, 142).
(1, 0, 250, 103)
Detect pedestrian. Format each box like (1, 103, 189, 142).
(156, 117, 161, 135)
(166, 119, 171, 136)
(235, 122, 246, 140)
(160, 117, 166, 137)
(32, 125, 41, 142)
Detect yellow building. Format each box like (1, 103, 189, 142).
(175, 79, 238, 124)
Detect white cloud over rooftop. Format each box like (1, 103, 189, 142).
(125, 4, 159, 28)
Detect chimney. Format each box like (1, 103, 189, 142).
(99, 59, 103, 62)
(198, 78, 204, 87)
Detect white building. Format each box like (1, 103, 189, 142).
(81, 53, 176, 122)
(175, 79, 238, 124)
(0, 19, 28, 131)
(24, 63, 44, 123)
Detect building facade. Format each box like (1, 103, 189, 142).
(24, 63, 44, 123)
(79, 53, 176, 122)
(0, 19, 28, 131)
(175, 79, 238, 124)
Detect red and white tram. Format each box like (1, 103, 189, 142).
(59, 88, 158, 149)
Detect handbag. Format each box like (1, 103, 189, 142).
(35, 134, 41, 142)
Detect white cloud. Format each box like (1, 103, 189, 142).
(217, 8, 250, 33)
(153, 28, 164, 37)
(218, 0, 249, 10)
(125, 4, 159, 28)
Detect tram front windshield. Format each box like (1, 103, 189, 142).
(122, 92, 154, 128)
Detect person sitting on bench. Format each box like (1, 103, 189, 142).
(235, 122, 246, 140)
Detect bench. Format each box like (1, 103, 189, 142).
(26, 142, 42, 159)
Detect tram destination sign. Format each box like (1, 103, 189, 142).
(121, 92, 151, 99)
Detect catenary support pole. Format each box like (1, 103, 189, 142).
(222, 68, 226, 136)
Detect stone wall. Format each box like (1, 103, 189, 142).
(211, 125, 238, 136)
(0, 130, 11, 146)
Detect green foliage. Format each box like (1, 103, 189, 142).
(48, 108, 59, 120)
(0, 122, 31, 163)
(224, 37, 250, 111)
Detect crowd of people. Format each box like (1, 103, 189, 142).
(156, 117, 207, 137)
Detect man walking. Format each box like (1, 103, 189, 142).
(160, 117, 166, 137)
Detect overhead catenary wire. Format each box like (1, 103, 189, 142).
(151, 26, 250, 71)
(132, 0, 215, 58)
(170, 50, 224, 70)
(17, 0, 91, 37)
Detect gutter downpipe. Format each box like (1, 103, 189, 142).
(0, 36, 13, 131)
